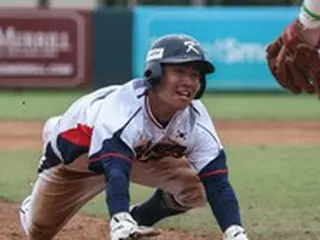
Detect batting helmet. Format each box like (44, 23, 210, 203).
(144, 34, 215, 99)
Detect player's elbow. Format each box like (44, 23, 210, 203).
(201, 173, 231, 195)
(107, 167, 128, 181)
(103, 156, 132, 178)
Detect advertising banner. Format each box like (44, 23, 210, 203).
(133, 7, 299, 91)
(0, 9, 91, 88)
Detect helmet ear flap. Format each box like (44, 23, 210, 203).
(144, 62, 162, 88)
(194, 76, 206, 99)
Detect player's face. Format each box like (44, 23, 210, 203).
(157, 63, 201, 110)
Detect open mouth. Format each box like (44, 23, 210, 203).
(176, 90, 191, 100)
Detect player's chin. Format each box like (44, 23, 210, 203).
(172, 95, 192, 110)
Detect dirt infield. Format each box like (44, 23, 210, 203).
(0, 200, 211, 240)
(0, 120, 319, 240)
(1, 120, 319, 150)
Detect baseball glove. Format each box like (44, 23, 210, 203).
(266, 19, 320, 96)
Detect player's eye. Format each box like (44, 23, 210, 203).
(190, 71, 200, 78)
(173, 68, 185, 75)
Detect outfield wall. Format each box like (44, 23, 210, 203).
(133, 6, 299, 91)
(0, 6, 300, 91)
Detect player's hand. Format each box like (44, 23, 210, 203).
(110, 212, 161, 240)
(110, 212, 138, 240)
(265, 19, 320, 96)
(223, 225, 249, 240)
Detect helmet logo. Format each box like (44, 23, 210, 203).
(184, 41, 200, 55)
(146, 48, 164, 62)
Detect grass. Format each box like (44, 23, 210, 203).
(0, 90, 319, 120)
(202, 92, 320, 120)
(2, 147, 320, 240)
(1, 90, 319, 239)
(0, 90, 85, 120)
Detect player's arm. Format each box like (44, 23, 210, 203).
(87, 97, 142, 217)
(265, 0, 320, 96)
(188, 109, 248, 239)
(89, 129, 160, 240)
(300, 0, 320, 29)
(88, 129, 134, 216)
(198, 150, 247, 240)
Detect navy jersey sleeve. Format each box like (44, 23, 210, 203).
(87, 92, 142, 217)
(88, 128, 135, 216)
(199, 150, 242, 232)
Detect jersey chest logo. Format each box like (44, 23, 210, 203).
(134, 133, 187, 161)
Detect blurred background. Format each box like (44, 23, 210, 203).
(0, 0, 305, 91)
(0, 1, 320, 240)
(0, 0, 303, 8)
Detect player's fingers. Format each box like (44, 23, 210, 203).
(287, 58, 315, 93)
(130, 226, 162, 239)
(282, 57, 303, 94)
(274, 54, 302, 94)
(271, 46, 290, 90)
(275, 45, 287, 68)
(265, 37, 282, 58)
(267, 45, 290, 90)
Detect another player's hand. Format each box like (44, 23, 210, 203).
(265, 19, 320, 96)
(109, 212, 161, 240)
(223, 225, 249, 240)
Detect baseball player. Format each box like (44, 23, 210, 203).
(19, 34, 249, 240)
(266, 0, 320, 95)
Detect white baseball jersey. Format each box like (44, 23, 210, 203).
(46, 79, 223, 174)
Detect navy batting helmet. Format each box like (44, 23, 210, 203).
(144, 34, 215, 99)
